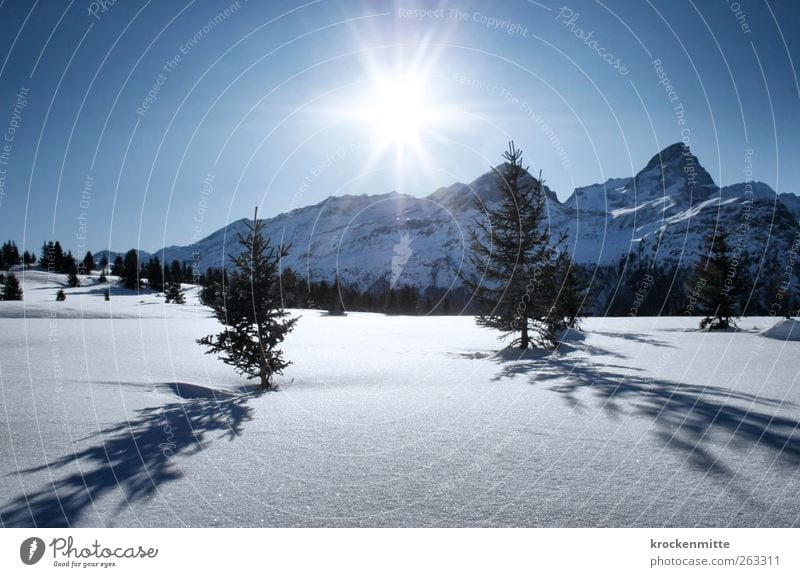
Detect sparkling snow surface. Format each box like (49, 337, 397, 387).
(0, 271, 798, 527)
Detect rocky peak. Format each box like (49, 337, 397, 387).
(636, 142, 717, 199)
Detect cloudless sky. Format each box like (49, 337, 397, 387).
(0, 0, 798, 254)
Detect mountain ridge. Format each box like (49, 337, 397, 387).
(96, 143, 800, 294)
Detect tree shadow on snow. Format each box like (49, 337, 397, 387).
(489, 342, 800, 481)
(0, 383, 265, 527)
(589, 330, 676, 348)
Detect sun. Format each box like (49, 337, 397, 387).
(362, 74, 437, 152)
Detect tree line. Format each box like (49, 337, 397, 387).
(586, 233, 799, 324)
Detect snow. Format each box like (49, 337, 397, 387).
(0, 272, 798, 527)
(761, 318, 800, 341)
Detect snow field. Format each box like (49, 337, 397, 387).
(0, 271, 798, 527)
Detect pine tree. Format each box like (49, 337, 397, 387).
(169, 260, 182, 283)
(121, 249, 140, 290)
(53, 241, 64, 272)
(41, 241, 55, 271)
(164, 281, 185, 304)
(199, 267, 227, 309)
(99, 254, 109, 275)
(23, 250, 36, 268)
(693, 229, 746, 330)
(67, 271, 81, 288)
(551, 251, 584, 328)
(56, 289, 66, 301)
(1, 273, 23, 300)
(62, 252, 78, 276)
(197, 208, 297, 389)
(326, 274, 346, 315)
(112, 255, 124, 276)
(461, 142, 569, 349)
(280, 267, 301, 308)
(82, 251, 95, 274)
(1, 241, 20, 267)
(146, 256, 164, 292)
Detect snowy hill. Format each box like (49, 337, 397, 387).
(101, 143, 800, 291)
(0, 268, 203, 319)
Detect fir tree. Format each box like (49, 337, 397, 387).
(197, 208, 297, 389)
(99, 254, 109, 275)
(1, 241, 20, 267)
(280, 267, 301, 308)
(56, 289, 66, 301)
(53, 241, 64, 272)
(693, 229, 746, 330)
(551, 251, 584, 328)
(67, 271, 81, 288)
(112, 255, 124, 276)
(326, 274, 346, 315)
(146, 256, 164, 292)
(41, 241, 55, 271)
(169, 260, 182, 283)
(199, 267, 227, 309)
(461, 142, 570, 349)
(82, 251, 95, 274)
(1, 273, 23, 300)
(23, 250, 36, 268)
(62, 252, 78, 276)
(121, 249, 140, 290)
(164, 281, 185, 304)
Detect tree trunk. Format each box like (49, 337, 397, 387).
(519, 320, 529, 349)
(259, 365, 270, 389)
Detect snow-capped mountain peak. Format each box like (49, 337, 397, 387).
(99, 143, 800, 292)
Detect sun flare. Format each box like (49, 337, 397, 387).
(362, 75, 437, 151)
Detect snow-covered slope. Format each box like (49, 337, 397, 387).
(104, 143, 800, 289)
(1, 268, 204, 319)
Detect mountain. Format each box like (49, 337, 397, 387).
(101, 143, 800, 296)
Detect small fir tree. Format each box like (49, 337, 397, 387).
(693, 229, 746, 330)
(1, 273, 23, 300)
(197, 208, 297, 389)
(326, 274, 346, 315)
(23, 250, 36, 268)
(164, 281, 185, 304)
(461, 142, 571, 349)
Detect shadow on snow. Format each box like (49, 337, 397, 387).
(487, 332, 800, 481)
(0, 383, 265, 527)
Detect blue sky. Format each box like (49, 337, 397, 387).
(0, 0, 798, 254)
